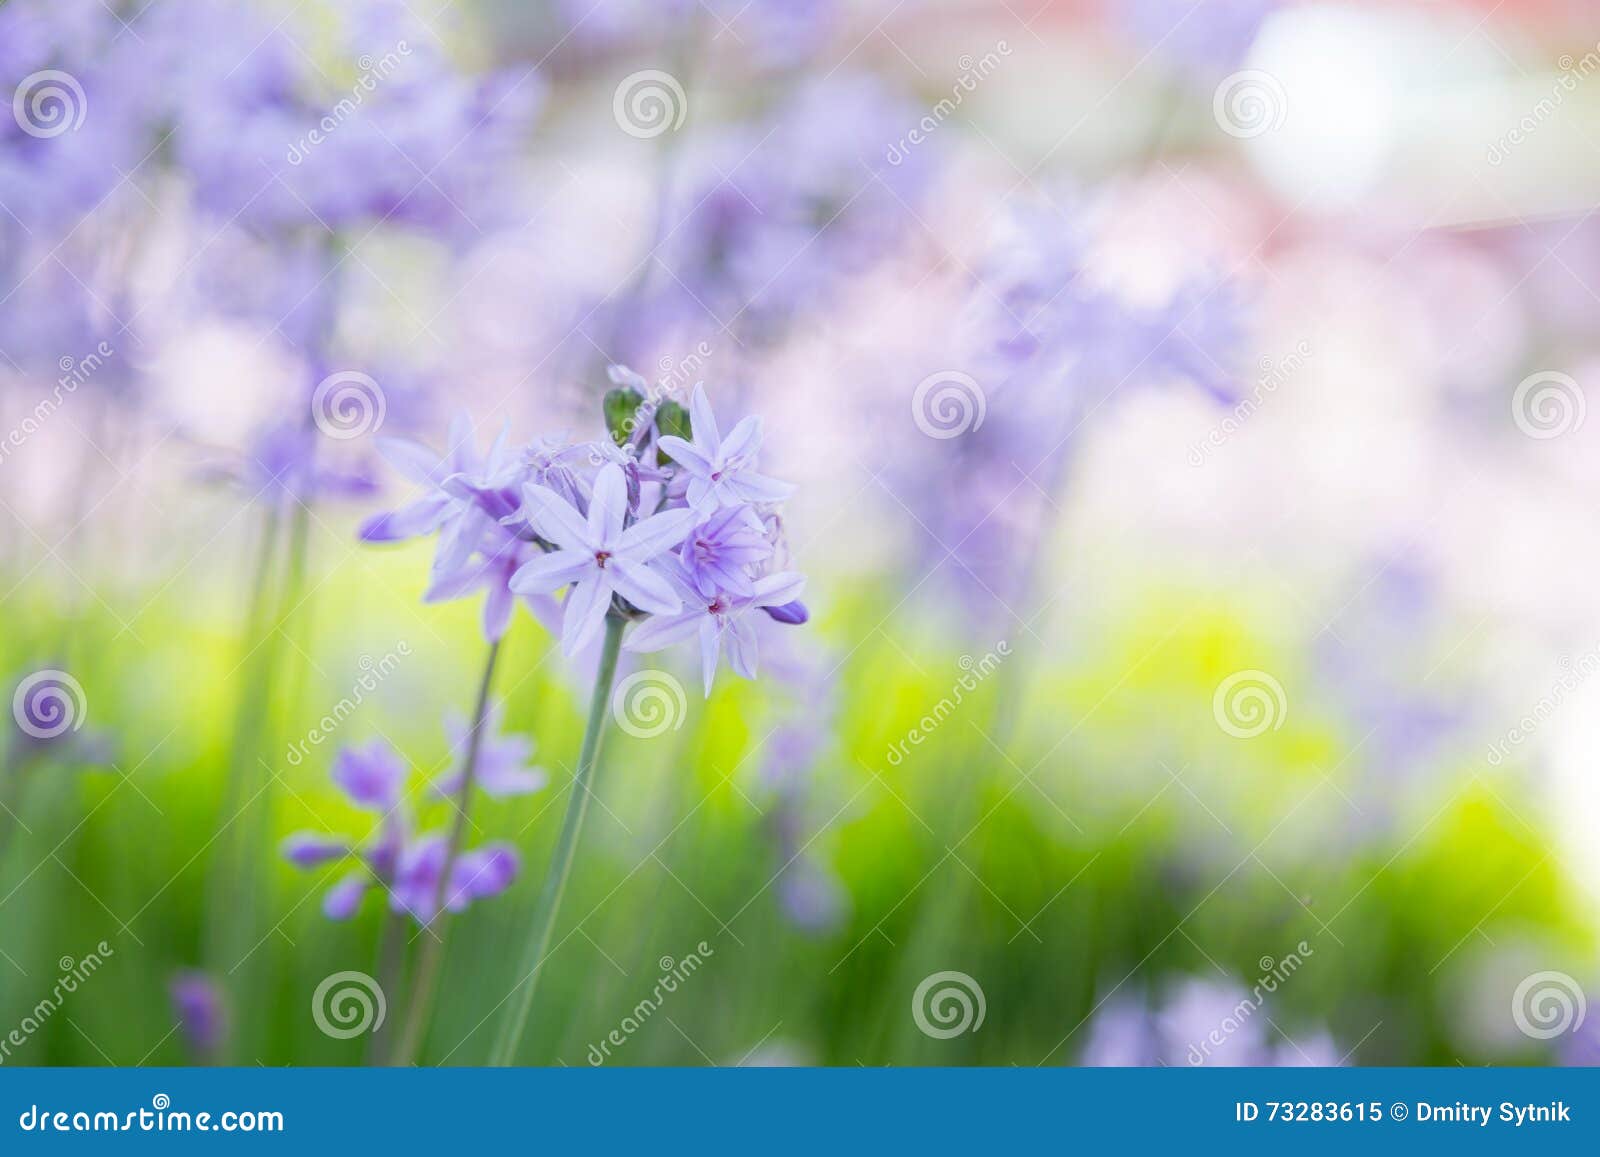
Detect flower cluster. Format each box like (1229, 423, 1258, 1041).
(361, 373, 808, 693)
(281, 722, 540, 923)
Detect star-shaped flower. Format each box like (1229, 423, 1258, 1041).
(507, 463, 697, 656)
(658, 384, 796, 511)
(624, 571, 806, 694)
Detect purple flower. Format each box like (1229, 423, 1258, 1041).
(1120, 0, 1278, 84)
(1079, 977, 1344, 1067)
(360, 415, 520, 577)
(624, 571, 806, 695)
(281, 833, 348, 868)
(679, 505, 773, 598)
(659, 386, 795, 511)
(199, 422, 379, 507)
(422, 527, 559, 644)
(507, 463, 696, 656)
(431, 704, 547, 799)
(283, 724, 524, 924)
(330, 739, 407, 811)
(390, 834, 520, 923)
(168, 971, 227, 1060)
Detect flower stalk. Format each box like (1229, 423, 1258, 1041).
(390, 637, 502, 1065)
(488, 611, 625, 1065)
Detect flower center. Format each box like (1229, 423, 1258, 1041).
(594, 550, 612, 569)
(707, 598, 726, 616)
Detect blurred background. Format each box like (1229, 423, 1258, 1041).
(2, 0, 1599, 1067)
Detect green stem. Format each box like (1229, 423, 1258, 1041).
(489, 613, 625, 1066)
(390, 637, 503, 1066)
(365, 910, 409, 1066)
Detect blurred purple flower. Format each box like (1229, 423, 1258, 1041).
(1119, 0, 1279, 84)
(331, 738, 408, 811)
(431, 703, 547, 799)
(168, 971, 228, 1061)
(199, 422, 379, 508)
(1080, 977, 1343, 1067)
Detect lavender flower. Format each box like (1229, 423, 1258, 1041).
(679, 506, 774, 598)
(330, 739, 407, 811)
(1080, 978, 1343, 1067)
(168, 971, 228, 1061)
(281, 730, 521, 924)
(508, 463, 696, 655)
(625, 571, 806, 695)
(659, 385, 796, 511)
(431, 704, 546, 798)
(360, 417, 517, 568)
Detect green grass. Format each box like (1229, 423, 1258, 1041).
(0, 534, 1590, 1067)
